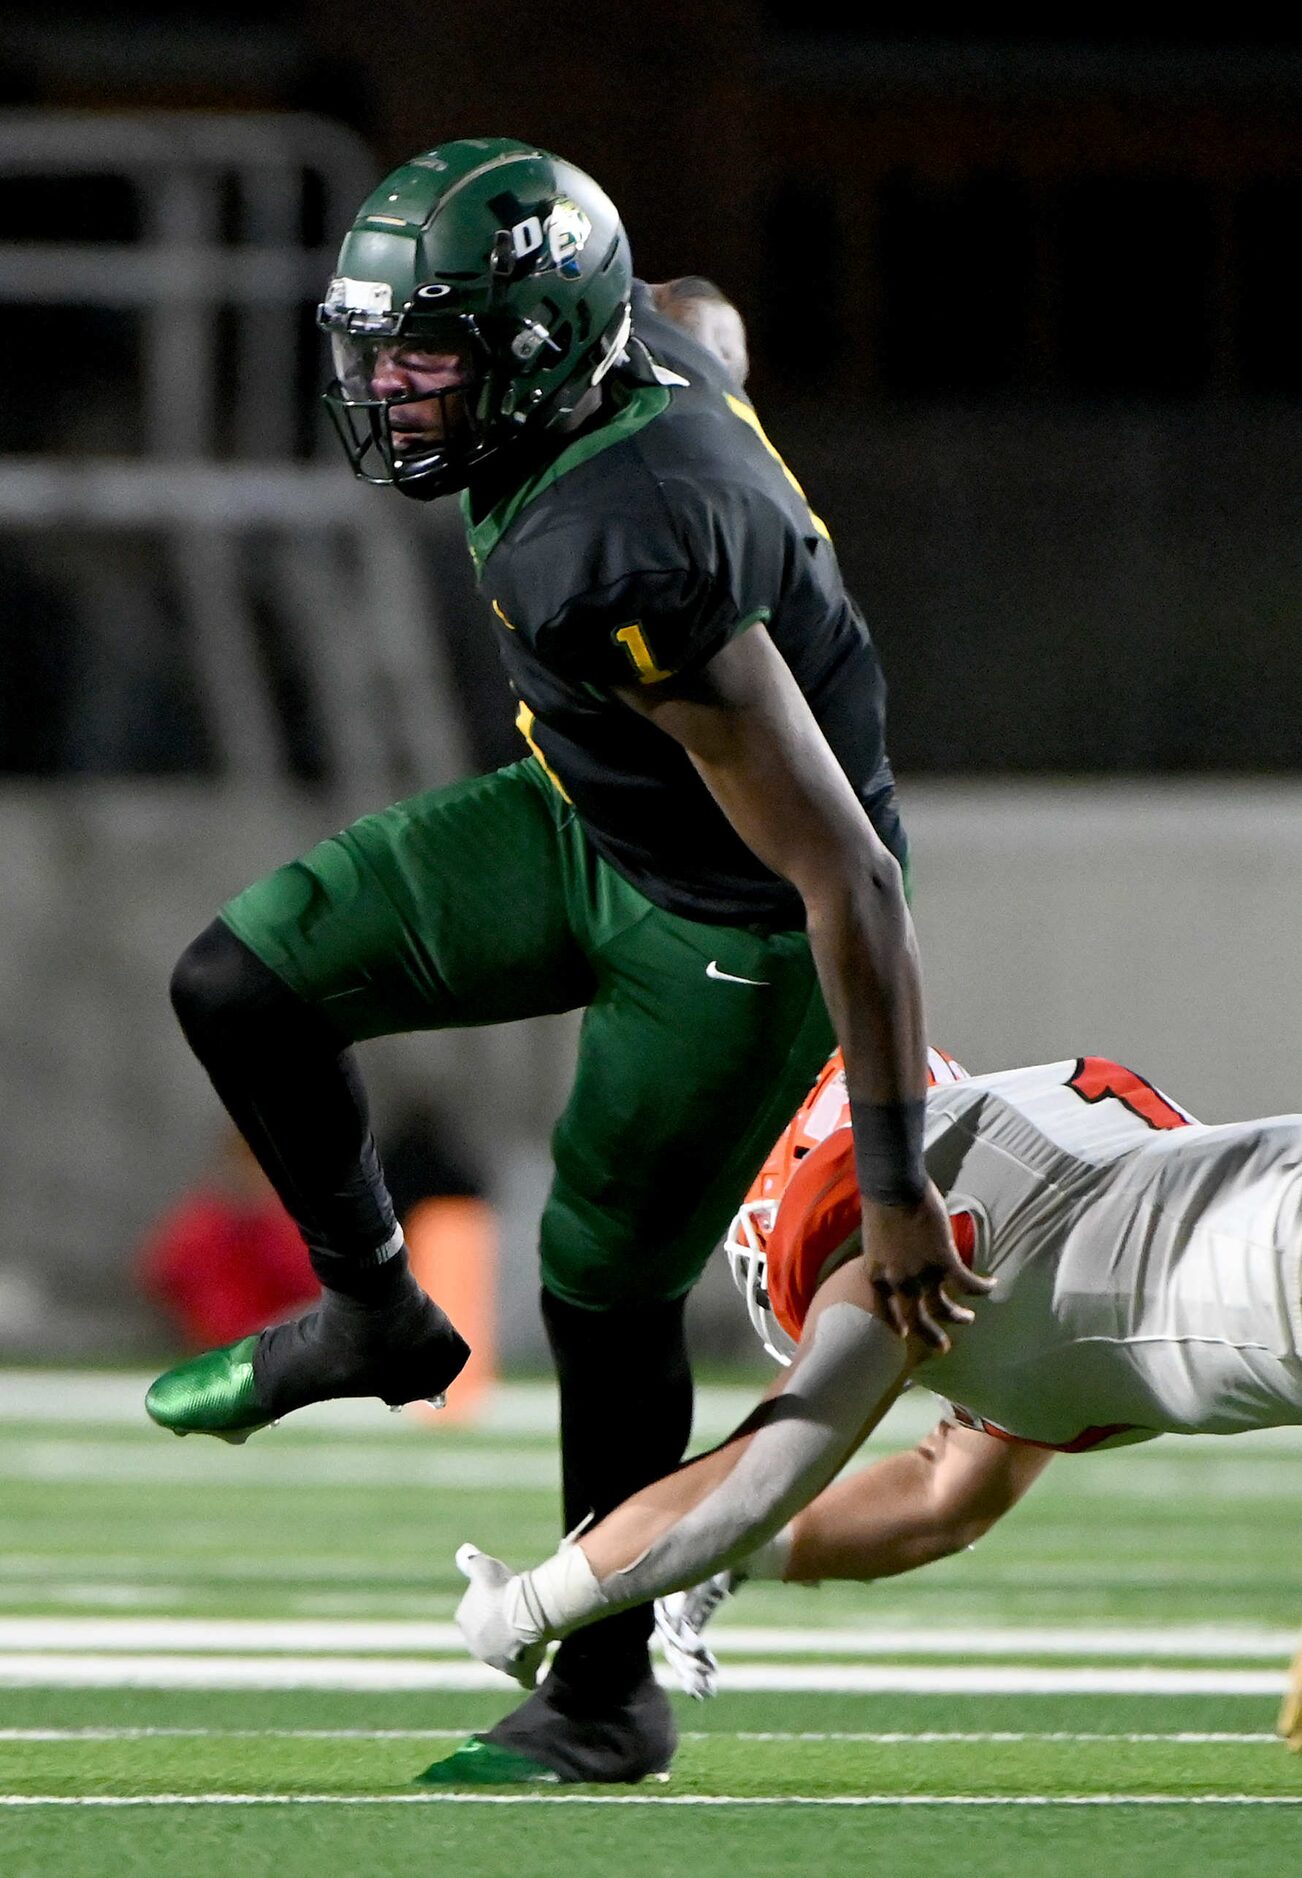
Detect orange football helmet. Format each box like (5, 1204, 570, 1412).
(725, 1045, 968, 1363)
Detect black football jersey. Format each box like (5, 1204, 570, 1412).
(459, 279, 898, 925)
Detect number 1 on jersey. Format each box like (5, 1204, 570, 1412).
(615, 622, 672, 684)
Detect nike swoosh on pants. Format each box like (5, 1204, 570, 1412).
(705, 960, 769, 987)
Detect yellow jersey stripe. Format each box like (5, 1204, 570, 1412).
(724, 393, 831, 541)
(515, 700, 572, 801)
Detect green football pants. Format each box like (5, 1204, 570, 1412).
(222, 758, 837, 1309)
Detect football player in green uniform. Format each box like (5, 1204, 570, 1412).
(145, 136, 986, 1785)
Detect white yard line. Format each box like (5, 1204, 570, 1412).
(0, 1728, 465, 1741)
(1, 1792, 1300, 1808)
(0, 1616, 1291, 1658)
(7, 1442, 1299, 1497)
(673, 1623, 1299, 1659)
(0, 1728, 1280, 1745)
(645, 1665, 1289, 1696)
(0, 1554, 437, 1582)
(0, 1372, 563, 1431)
(0, 1440, 560, 1490)
(0, 1656, 1284, 1694)
(728, 1730, 1283, 1744)
(0, 1618, 466, 1651)
(7, 1371, 1302, 1455)
(0, 1375, 767, 1444)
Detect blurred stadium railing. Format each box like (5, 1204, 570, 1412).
(0, 109, 472, 793)
(0, 111, 583, 1362)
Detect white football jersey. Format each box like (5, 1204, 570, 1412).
(920, 1059, 1302, 1449)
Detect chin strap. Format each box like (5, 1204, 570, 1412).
(591, 303, 633, 386)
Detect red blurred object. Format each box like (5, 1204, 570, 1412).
(136, 1131, 316, 1348)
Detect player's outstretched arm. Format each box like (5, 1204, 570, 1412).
(456, 1255, 916, 1685)
(771, 1420, 1053, 1583)
(617, 625, 991, 1349)
(655, 1423, 1052, 1697)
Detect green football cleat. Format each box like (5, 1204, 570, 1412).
(145, 1336, 270, 1443)
(415, 1738, 561, 1786)
(144, 1264, 470, 1443)
(417, 1672, 676, 1785)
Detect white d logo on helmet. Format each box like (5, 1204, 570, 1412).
(504, 200, 593, 279)
(546, 199, 592, 277)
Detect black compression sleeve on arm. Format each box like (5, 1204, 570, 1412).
(169, 919, 398, 1265)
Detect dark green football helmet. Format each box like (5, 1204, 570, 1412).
(317, 136, 633, 498)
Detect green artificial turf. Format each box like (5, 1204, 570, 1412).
(1, 1375, 1300, 1875)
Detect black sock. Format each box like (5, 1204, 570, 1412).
(308, 1240, 407, 1307)
(251, 1247, 469, 1417)
(540, 1288, 694, 1696)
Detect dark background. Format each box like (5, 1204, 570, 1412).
(2, 12, 1300, 776)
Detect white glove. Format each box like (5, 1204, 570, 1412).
(653, 1570, 736, 1700)
(654, 1592, 718, 1700)
(454, 1544, 548, 1691)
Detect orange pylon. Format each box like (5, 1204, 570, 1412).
(403, 1195, 498, 1424)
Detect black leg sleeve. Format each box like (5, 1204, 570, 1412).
(541, 1287, 694, 1694)
(170, 918, 398, 1270)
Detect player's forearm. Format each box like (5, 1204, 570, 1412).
(579, 1311, 891, 1595)
(772, 1427, 1053, 1583)
(784, 1450, 990, 1581)
(721, 764, 930, 1190)
(807, 853, 924, 1082)
(501, 1294, 912, 1643)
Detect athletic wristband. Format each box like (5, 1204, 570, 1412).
(849, 1097, 927, 1207)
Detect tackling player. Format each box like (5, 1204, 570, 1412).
(453, 1050, 1302, 1752)
(142, 137, 982, 1786)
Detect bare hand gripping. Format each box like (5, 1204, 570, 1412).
(457, 1262, 915, 1685)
